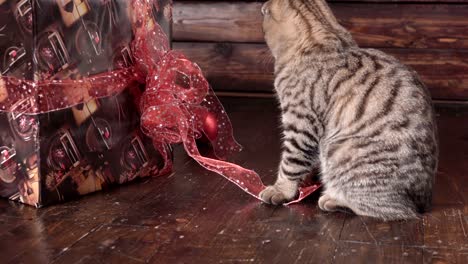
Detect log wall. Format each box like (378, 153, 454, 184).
(173, 0, 468, 101)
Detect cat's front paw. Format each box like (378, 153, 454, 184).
(259, 185, 294, 205)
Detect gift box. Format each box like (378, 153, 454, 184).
(0, 0, 173, 207)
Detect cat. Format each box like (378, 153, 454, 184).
(258, 0, 438, 220)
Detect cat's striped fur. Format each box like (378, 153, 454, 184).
(258, 0, 438, 220)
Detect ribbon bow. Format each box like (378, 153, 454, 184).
(130, 0, 320, 203)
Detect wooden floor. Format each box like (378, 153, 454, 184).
(1, 97, 467, 263)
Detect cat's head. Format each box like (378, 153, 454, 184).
(262, 0, 300, 59)
(261, 0, 354, 60)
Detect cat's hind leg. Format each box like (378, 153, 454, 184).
(344, 192, 419, 220)
(318, 194, 338, 211)
(319, 185, 419, 220)
(318, 192, 349, 212)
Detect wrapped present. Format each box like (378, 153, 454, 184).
(0, 0, 173, 207)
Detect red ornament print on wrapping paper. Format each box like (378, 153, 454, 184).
(0, 0, 321, 204)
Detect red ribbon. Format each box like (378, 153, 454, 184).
(130, 0, 321, 203)
(0, 0, 321, 204)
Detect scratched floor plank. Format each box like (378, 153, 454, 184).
(339, 215, 424, 246)
(422, 106, 468, 257)
(0, 97, 467, 263)
(51, 224, 168, 263)
(423, 205, 468, 251)
(334, 243, 424, 264)
(1, 217, 100, 263)
(422, 247, 468, 264)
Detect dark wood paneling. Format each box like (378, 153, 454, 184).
(174, 42, 468, 100)
(173, 2, 468, 49)
(174, 2, 262, 43)
(174, 42, 274, 93)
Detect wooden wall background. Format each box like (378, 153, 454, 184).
(172, 0, 468, 101)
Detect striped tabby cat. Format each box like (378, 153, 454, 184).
(258, 0, 438, 220)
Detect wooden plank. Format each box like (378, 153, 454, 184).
(339, 215, 424, 246)
(257, 206, 346, 263)
(52, 224, 164, 263)
(423, 206, 468, 250)
(174, 42, 468, 100)
(0, 200, 43, 220)
(0, 218, 100, 263)
(174, 42, 274, 93)
(334, 243, 423, 263)
(422, 247, 468, 264)
(173, 2, 468, 49)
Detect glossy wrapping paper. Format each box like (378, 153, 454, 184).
(0, 0, 320, 207)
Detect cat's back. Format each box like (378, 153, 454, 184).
(318, 47, 438, 218)
(322, 47, 435, 128)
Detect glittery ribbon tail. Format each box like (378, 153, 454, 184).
(139, 66, 321, 204)
(188, 140, 321, 204)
